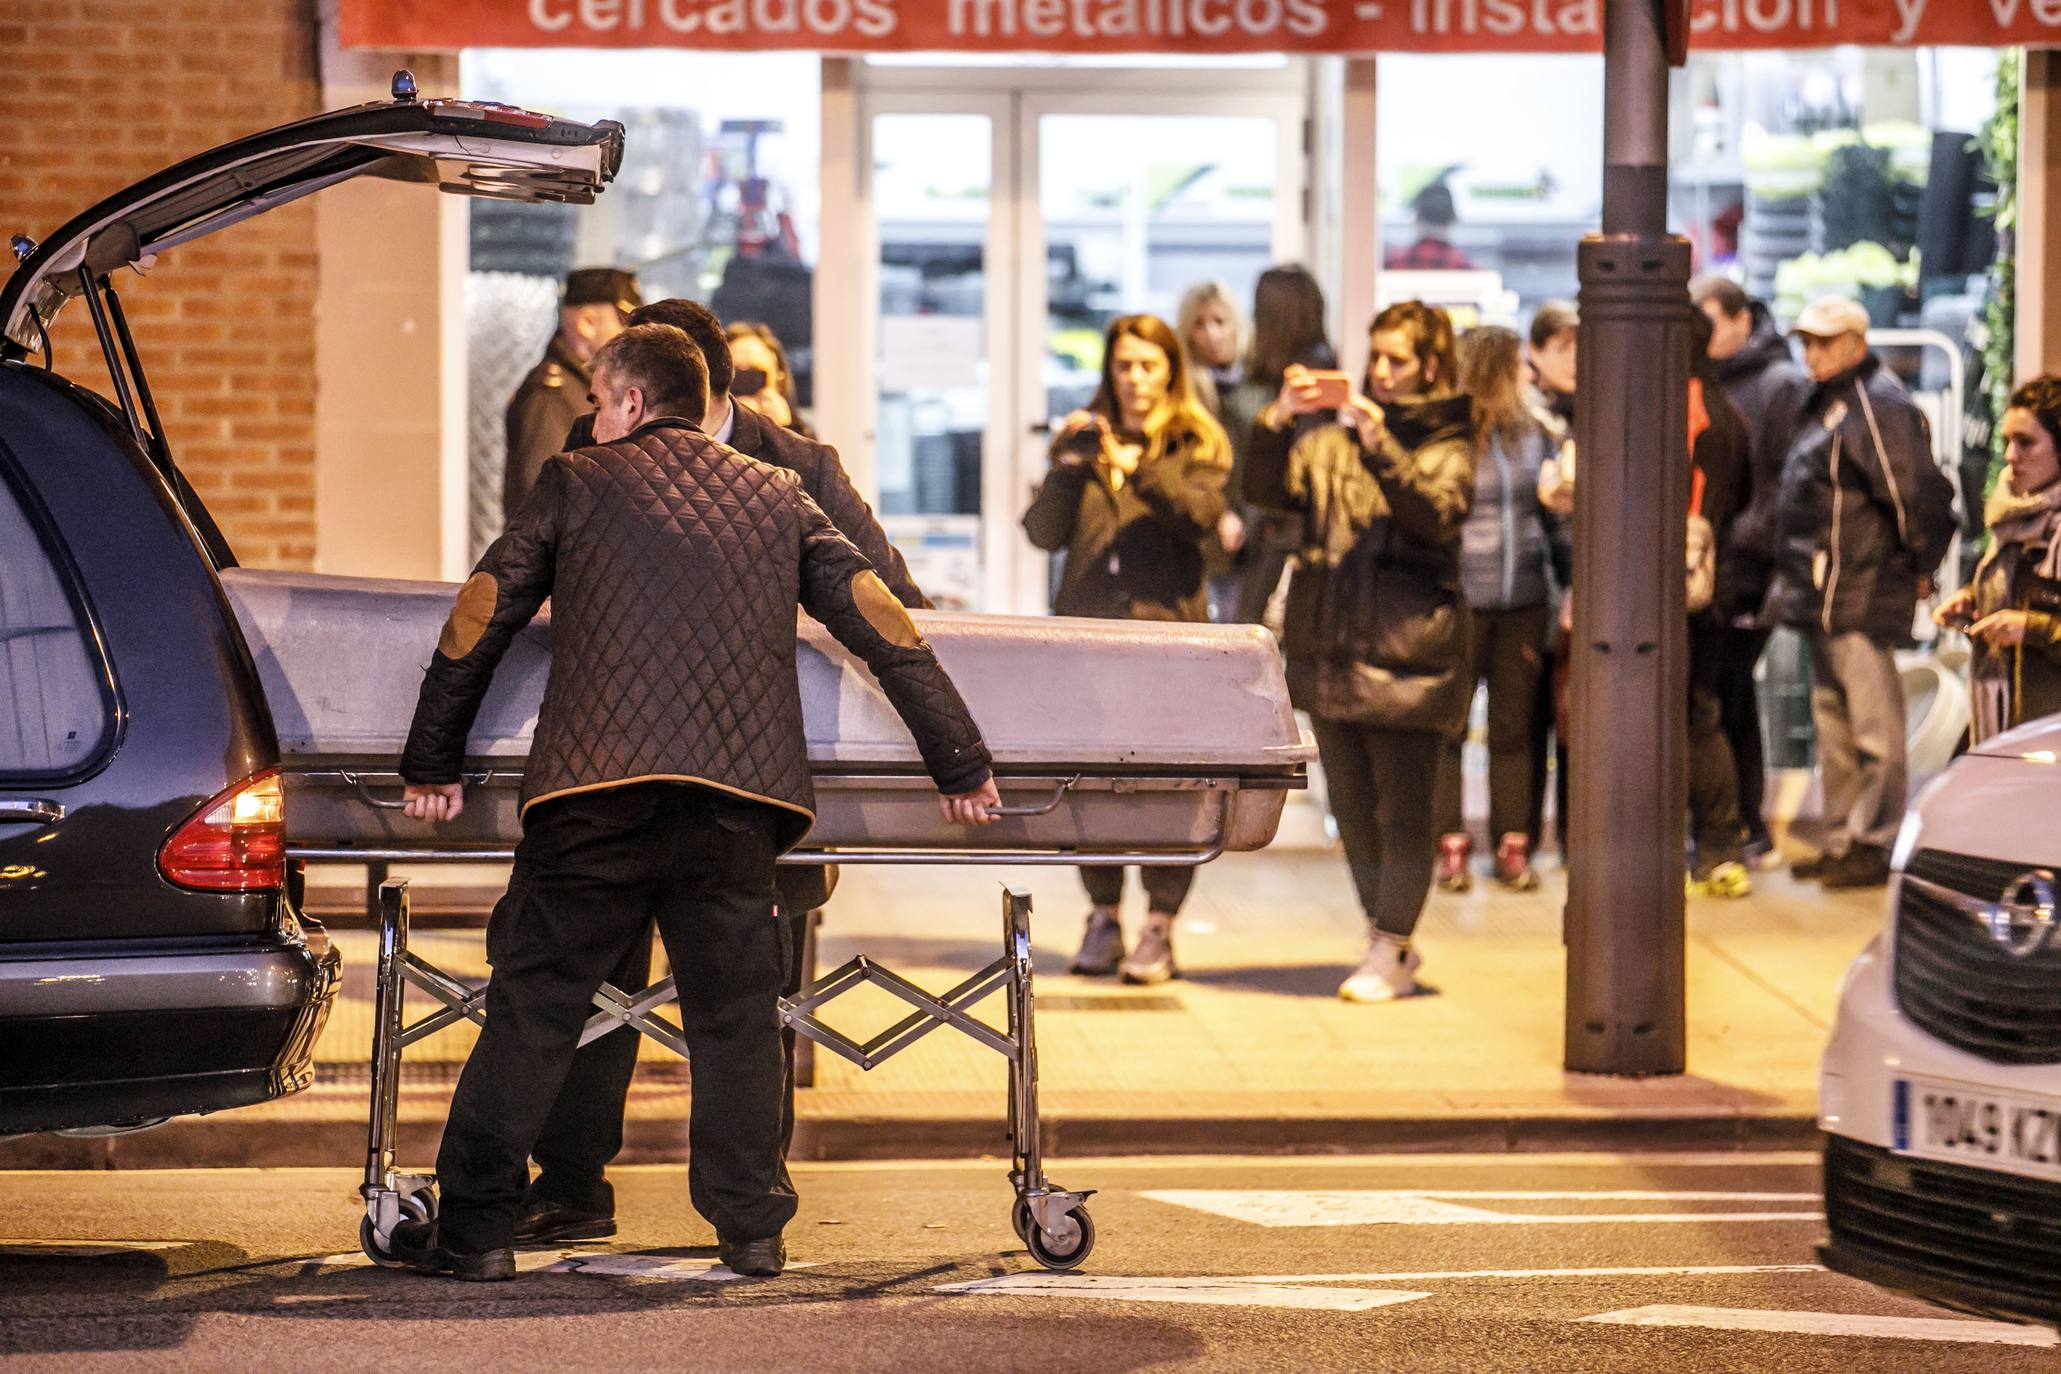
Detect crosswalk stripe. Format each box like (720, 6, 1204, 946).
(1579, 1305, 2060, 1346)
(937, 1274, 1434, 1311)
(1142, 1190, 1820, 1227)
(1235, 1264, 1826, 1284)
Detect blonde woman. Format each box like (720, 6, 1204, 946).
(725, 320, 811, 438)
(1023, 313, 1232, 985)
(1179, 280, 1255, 621)
(1431, 326, 1555, 894)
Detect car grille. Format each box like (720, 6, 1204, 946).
(1824, 1134, 2061, 1322)
(1894, 848, 2061, 1066)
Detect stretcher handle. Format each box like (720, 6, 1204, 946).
(340, 770, 499, 811)
(986, 774, 1081, 818)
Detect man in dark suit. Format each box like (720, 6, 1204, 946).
(518, 299, 928, 1249)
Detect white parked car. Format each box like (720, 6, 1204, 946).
(1819, 713, 2061, 1327)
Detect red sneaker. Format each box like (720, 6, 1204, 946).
(1436, 833, 1473, 893)
(1494, 833, 1540, 891)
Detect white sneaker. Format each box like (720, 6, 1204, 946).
(1338, 933, 1422, 1003)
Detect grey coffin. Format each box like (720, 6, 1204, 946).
(221, 568, 1312, 856)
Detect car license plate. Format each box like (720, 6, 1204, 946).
(1893, 1077, 2061, 1182)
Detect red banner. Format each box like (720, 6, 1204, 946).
(342, 0, 2061, 53)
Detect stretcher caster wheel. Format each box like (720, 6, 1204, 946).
(360, 1214, 403, 1268)
(1025, 1205, 1095, 1271)
(360, 1187, 437, 1267)
(1011, 1196, 1033, 1243)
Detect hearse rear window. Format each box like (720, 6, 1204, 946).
(0, 465, 112, 777)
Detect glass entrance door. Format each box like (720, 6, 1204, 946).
(860, 80, 1305, 615)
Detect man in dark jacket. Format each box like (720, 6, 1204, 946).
(1694, 277, 1812, 859)
(502, 268, 641, 523)
(522, 298, 926, 1250)
(392, 324, 999, 1282)
(1765, 296, 1957, 889)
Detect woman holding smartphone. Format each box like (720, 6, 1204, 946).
(1023, 314, 1232, 984)
(1244, 301, 1476, 1003)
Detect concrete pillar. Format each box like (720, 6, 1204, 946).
(312, 14, 466, 581)
(1337, 58, 1380, 381)
(813, 57, 872, 500)
(2019, 50, 2061, 383)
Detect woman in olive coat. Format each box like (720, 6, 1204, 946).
(1244, 301, 1475, 1003)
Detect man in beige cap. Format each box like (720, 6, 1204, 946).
(1763, 295, 1956, 889)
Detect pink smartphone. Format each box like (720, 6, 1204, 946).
(1305, 370, 1352, 408)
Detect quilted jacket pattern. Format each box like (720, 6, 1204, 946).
(399, 418, 992, 849)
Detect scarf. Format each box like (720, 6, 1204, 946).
(1970, 479, 2061, 743)
(1983, 479, 2061, 582)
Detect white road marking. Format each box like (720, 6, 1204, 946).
(1235, 1264, 1826, 1285)
(313, 1247, 594, 1273)
(544, 1253, 820, 1281)
(1580, 1305, 2060, 1347)
(1143, 1190, 1821, 1228)
(938, 1273, 1432, 1312)
(311, 1247, 813, 1281)
(0, 1240, 186, 1257)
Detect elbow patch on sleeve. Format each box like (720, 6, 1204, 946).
(853, 570, 923, 648)
(438, 572, 499, 659)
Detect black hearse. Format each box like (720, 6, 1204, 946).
(0, 77, 624, 1136)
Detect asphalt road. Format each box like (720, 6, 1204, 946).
(1, 1151, 2053, 1372)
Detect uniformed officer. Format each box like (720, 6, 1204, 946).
(502, 267, 642, 522)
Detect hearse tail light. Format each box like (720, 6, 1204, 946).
(159, 771, 287, 892)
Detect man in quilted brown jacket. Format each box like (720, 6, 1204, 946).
(390, 324, 999, 1282)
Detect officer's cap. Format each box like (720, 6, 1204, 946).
(563, 267, 642, 315)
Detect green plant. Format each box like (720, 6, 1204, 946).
(1979, 50, 2021, 496)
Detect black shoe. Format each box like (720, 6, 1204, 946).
(515, 1197, 617, 1246)
(718, 1233, 786, 1278)
(1819, 847, 1891, 890)
(1791, 853, 1831, 881)
(384, 1219, 516, 1282)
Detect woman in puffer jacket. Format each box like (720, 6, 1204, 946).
(1024, 313, 1232, 985)
(1244, 301, 1476, 1003)
(1936, 375, 2061, 739)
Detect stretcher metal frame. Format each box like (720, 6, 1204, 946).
(305, 781, 1241, 1275)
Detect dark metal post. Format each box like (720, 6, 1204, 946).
(1565, 0, 1692, 1075)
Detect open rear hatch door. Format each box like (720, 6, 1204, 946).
(0, 74, 622, 561)
(3, 72, 623, 357)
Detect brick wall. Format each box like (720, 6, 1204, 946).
(0, 0, 322, 568)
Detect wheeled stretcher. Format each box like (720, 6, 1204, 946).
(225, 569, 1311, 1272)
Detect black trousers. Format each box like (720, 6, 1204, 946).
(529, 869, 826, 1216)
(436, 782, 796, 1254)
(1311, 718, 1443, 940)
(1080, 865, 1195, 915)
(1689, 617, 1745, 870)
(1433, 604, 1549, 842)
(1716, 623, 1772, 843)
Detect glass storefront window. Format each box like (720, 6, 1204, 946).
(1376, 54, 1604, 323)
(1037, 112, 1282, 412)
(460, 50, 821, 550)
